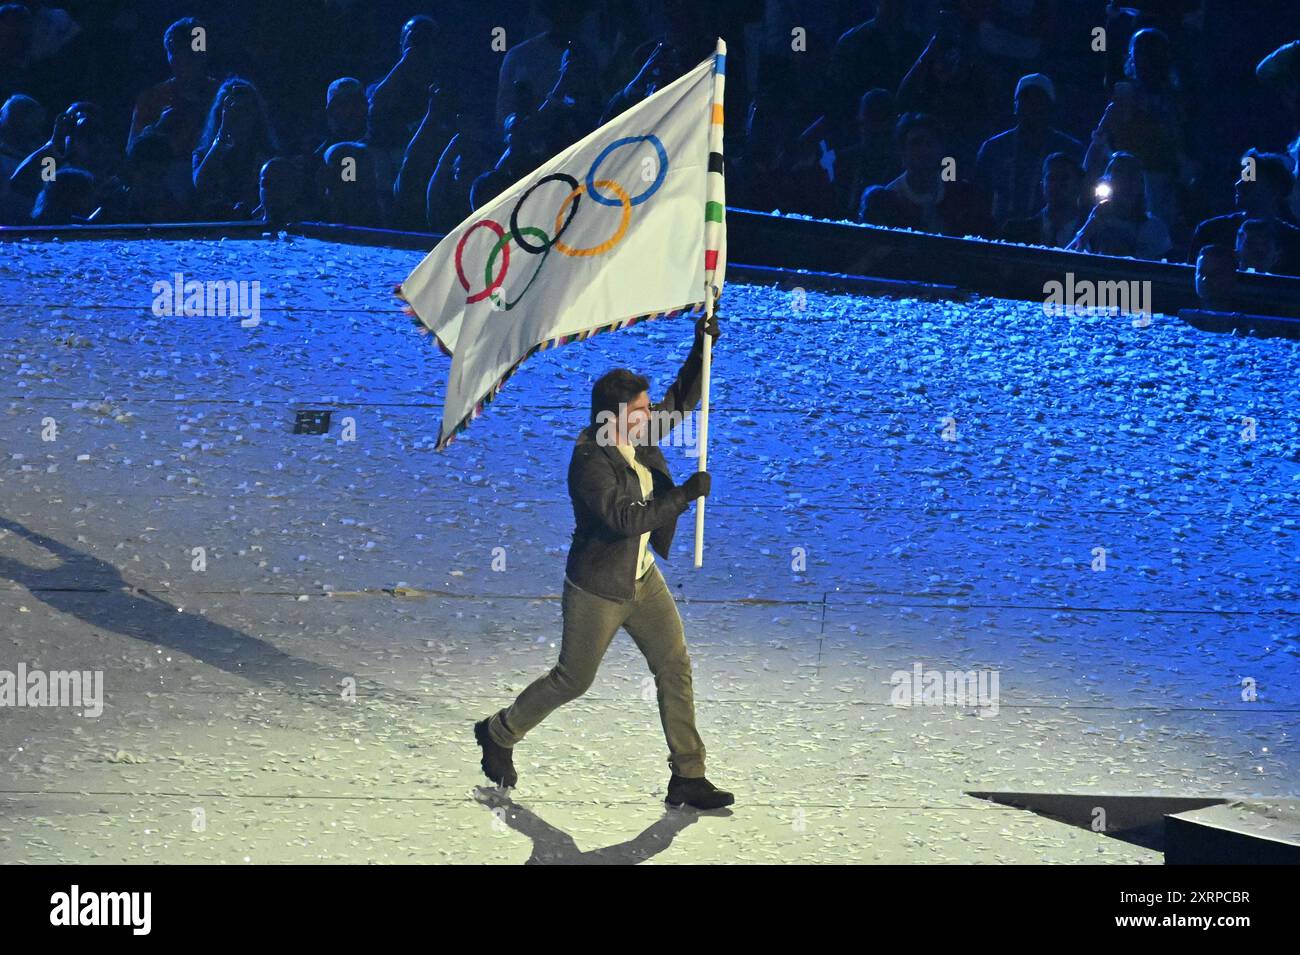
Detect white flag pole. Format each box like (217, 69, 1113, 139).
(693, 285, 713, 568)
(694, 37, 726, 569)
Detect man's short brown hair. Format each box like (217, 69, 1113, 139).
(591, 368, 649, 428)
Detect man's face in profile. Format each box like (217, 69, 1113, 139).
(623, 390, 651, 446)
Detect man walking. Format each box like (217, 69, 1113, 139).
(475, 310, 733, 810)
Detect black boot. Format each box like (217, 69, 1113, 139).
(665, 773, 734, 809)
(474, 714, 518, 788)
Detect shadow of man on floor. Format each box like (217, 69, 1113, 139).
(0, 515, 413, 709)
(474, 785, 729, 864)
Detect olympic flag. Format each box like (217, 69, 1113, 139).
(398, 38, 727, 451)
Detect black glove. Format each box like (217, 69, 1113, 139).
(693, 310, 721, 345)
(680, 470, 711, 500)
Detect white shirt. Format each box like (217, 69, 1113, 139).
(615, 442, 656, 580)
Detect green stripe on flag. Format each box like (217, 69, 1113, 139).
(705, 201, 724, 222)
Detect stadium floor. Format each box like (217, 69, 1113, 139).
(1, 236, 1296, 863)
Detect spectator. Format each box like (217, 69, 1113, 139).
(425, 129, 496, 233)
(470, 103, 575, 211)
(368, 16, 444, 152)
(1, 0, 1296, 281)
(601, 0, 714, 126)
(0, 91, 39, 222)
(795, 87, 899, 218)
(30, 163, 94, 223)
(393, 84, 459, 230)
(859, 111, 993, 238)
(1236, 217, 1284, 275)
(192, 78, 278, 219)
(127, 17, 216, 159)
(897, 5, 995, 171)
(1083, 28, 1189, 232)
(10, 100, 119, 201)
(321, 141, 385, 228)
(254, 157, 308, 226)
(532, 42, 596, 149)
(1068, 151, 1172, 259)
(728, 95, 791, 215)
(747, 0, 841, 136)
(1002, 151, 1084, 248)
(425, 132, 473, 233)
(1255, 39, 1300, 221)
(826, 0, 924, 123)
(834, 89, 901, 219)
(123, 130, 188, 222)
(1194, 243, 1238, 310)
(1188, 150, 1300, 272)
(773, 117, 843, 220)
(589, 0, 655, 102)
(0, 93, 44, 175)
(975, 73, 1081, 227)
(496, 0, 602, 135)
(314, 77, 368, 164)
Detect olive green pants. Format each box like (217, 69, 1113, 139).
(487, 562, 707, 778)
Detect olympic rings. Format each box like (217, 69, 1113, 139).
(553, 180, 631, 257)
(450, 133, 669, 309)
(455, 220, 507, 304)
(485, 226, 551, 311)
(586, 135, 667, 207)
(509, 172, 580, 253)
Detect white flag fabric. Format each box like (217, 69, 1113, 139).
(399, 38, 728, 449)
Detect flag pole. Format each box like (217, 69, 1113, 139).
(695, 36, 726, 569)
(693, 284, 713, 568)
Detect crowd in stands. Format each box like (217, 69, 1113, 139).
(4, 0, 1300, 281)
